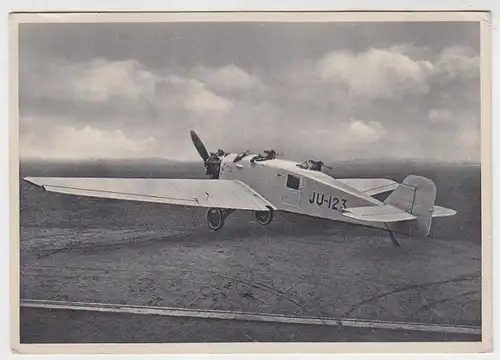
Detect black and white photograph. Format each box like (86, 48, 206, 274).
(11, 11, 492, 353)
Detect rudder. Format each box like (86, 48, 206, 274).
(384, 175, 437, 236)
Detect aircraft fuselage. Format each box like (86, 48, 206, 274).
(218, 153, 387, 230)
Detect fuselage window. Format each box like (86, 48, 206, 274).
(286, 174, 301, 190)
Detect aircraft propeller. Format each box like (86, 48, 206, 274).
(190, 130, 210, 162)
(190, 130, 222, 179)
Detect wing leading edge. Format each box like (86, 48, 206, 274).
(24, 177, 276, 211)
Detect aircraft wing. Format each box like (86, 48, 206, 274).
(24, 177, 276, 211)
(336, 178, 399, 196)
(341, 204, 417, 223)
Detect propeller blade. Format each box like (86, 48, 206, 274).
(190, 130, 210, 161)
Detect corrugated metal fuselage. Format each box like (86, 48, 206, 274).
(218, 153, 387, 230)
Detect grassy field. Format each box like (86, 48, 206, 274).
(18, 159, 482, 342)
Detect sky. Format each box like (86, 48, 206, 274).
(18, 21, 481, 162)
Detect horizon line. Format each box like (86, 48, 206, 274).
(18, 156, 481, 165)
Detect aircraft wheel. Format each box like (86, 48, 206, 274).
(254, 208, 274, 226)
(206, 208, 225, 231)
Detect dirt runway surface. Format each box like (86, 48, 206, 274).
(20, 307, 481, 343)
(20, 211, 481, 330)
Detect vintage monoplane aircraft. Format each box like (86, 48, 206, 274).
(24, 130, 457, 246)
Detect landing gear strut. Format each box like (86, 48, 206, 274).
(206, 208, 234, 231)
(254, 207, 274, 226)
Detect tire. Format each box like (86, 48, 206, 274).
(254, 208, 274, 226)
(206, 208, 225, 230)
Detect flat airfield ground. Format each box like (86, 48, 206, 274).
(20, 307, 479, 343)
(18, 160, 482, 343)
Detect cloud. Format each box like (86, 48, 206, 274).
(348, 120, 386, 142)
(70, 59, 159, 103)
(429, 108, 453, 124)
(184, 86, 234, 113)
(26, 58, 161, 105)
(21, 124, 156, 160)
(434, 46, 479, 80)
(304, 45, 478, 102)
(22, 58, 235, 117)
(19, 41, 481, 162)
(318, 47, 433, 99)
(192, 64, 265, 92)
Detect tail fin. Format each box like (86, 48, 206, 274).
(384, 175, 436, 236)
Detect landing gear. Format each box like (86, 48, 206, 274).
(206, 208, 235, 231)
(254, 207, 274, 226)
(205, 207, 274, 230)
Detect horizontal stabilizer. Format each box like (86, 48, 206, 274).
(432, 205, 457, 218)
(336, 178, 399, 196)
(341, 204, 417, 223)
(24, 177, 275, 211)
